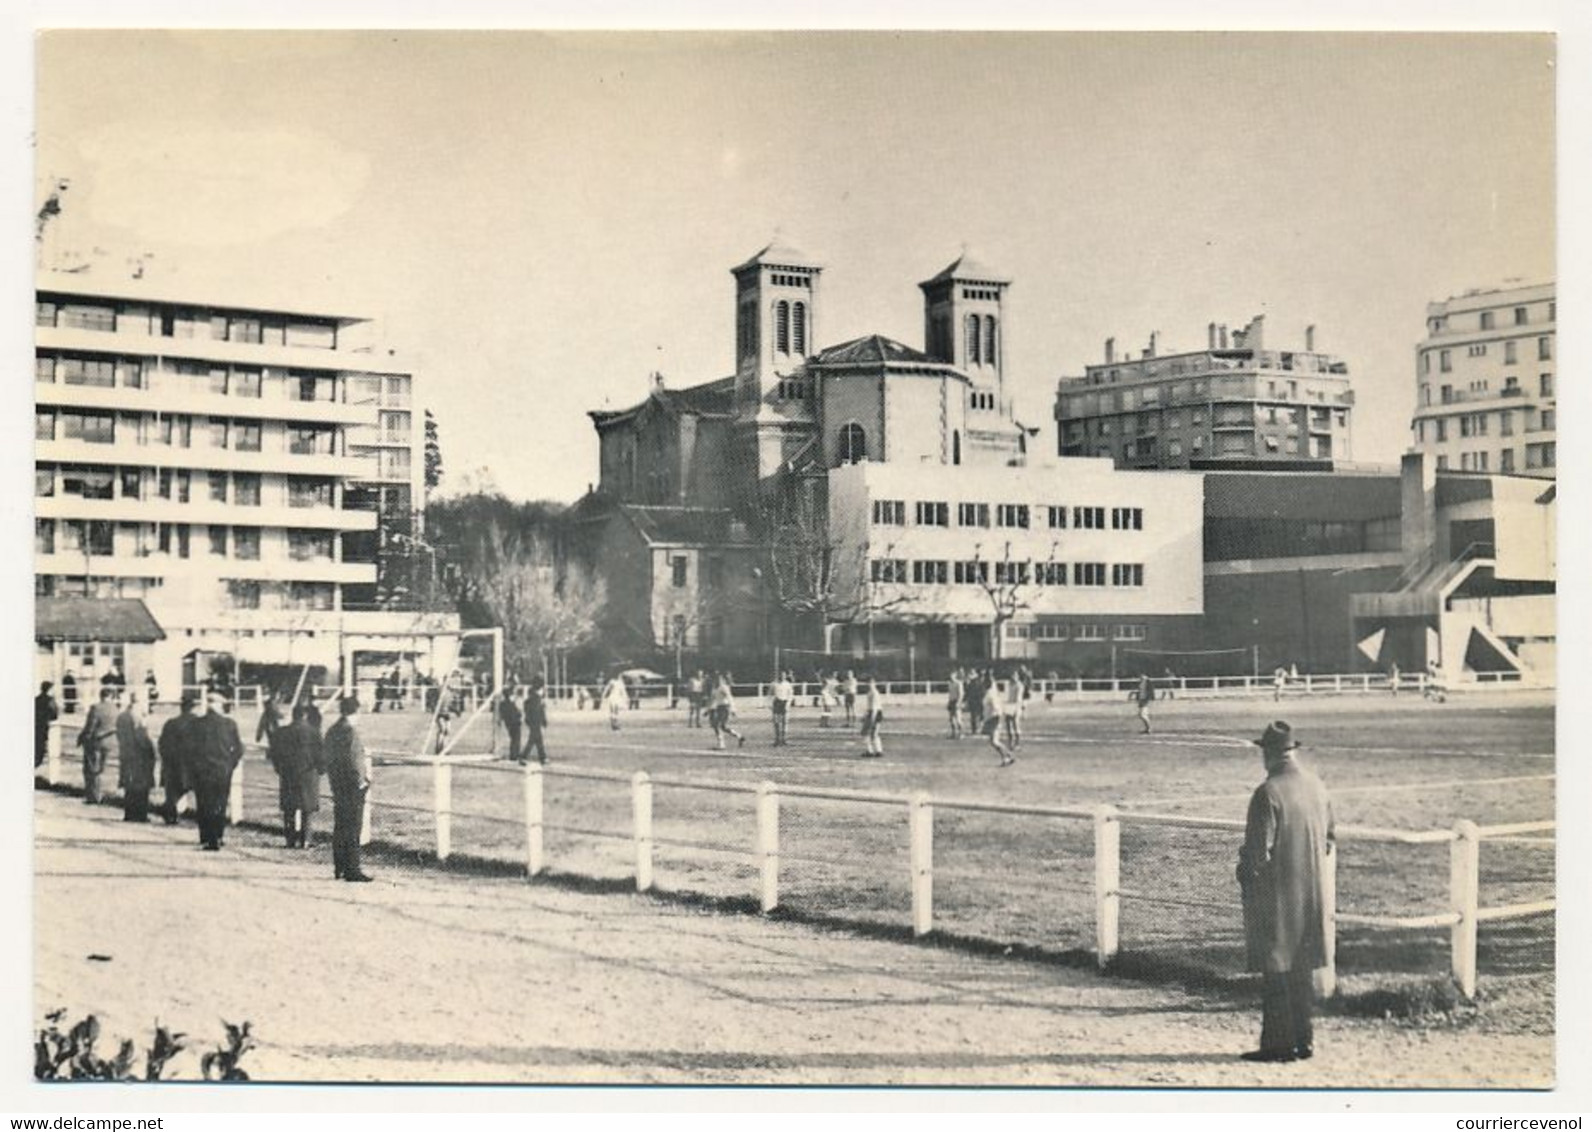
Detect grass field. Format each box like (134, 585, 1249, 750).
(55, 689, 1555, 1027)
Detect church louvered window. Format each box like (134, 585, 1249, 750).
(965, 314, 981, 365)
(792, 302, 807, 355)
(984, 315, 998, 367)
(775, 301, 791, 355)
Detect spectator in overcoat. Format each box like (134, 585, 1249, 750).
(34, 682, 58, 769)
(271, 704, 325, 848)
(77, 687, 120, 804)
(1237, 720, 1335, 1063)
(158, 694, 198, 824)
(115, 696, 157, 822)
(522, 678, 550, 765)
(188, 691, 243, 850)
(324, 695, 373, 882)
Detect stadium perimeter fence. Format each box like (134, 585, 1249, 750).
(45, 707, 1553, 1001)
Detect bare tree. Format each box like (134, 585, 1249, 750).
(972, 538, 1059, 660)
(458, 523, 606, 681)
(758, 484, 912, 654)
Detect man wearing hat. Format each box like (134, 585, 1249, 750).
(188, 691, 243, 850)
(1237, 720, 1335, 1063)
(77, 687, 121, 804)
(324, 694, 374, 882)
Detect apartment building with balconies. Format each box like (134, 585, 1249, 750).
(34, 271, 456, 690)
(1411, 282, 1555, 477)
(1054, 316, 1355, 470)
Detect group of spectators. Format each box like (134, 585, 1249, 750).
(35, 681, 376, 882)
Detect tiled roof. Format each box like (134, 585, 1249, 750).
(35, 598, 165, 643)
(621, 505, 756, 547)
(920, 250, 1011, 286)
(812, 334, 957, 371)
(733, 239, 822, 272)
(589, 376, 736, 427)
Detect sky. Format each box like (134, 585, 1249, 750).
(34, 30, 1555, 502)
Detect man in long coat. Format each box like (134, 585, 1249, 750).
(158, 695, 198, 825)
(270, 703, 324, 848)
(499, 688, 523, 762)
(115, 696, 157, 822)
(188, 691, 242, 850)
(324, 695, 373, 882)
(77, 687, 120, 804)
(1237, 719, 1335, 1063)
(522, 678, 549, 764)
(34, 681, 58, 769)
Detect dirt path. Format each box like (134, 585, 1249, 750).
(33, 792, 1551, 1088)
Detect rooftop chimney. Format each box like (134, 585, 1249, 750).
(1244, 314, 1266, 352)
(651, 370, 666, 392)
(1305, 324, 1316, 352)
(1105, 337, 1116, 364)
(1219, 324, 1229, 349)
(1208, 322, 1217, 350)
(1147, 331, 1159, 359)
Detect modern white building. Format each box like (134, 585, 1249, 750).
(34, 270, 456, 691)
(826, 458, 1205, 660)
(1411, 282, 1556, 476)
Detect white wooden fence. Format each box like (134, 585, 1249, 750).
(380, 754, 1552, 999)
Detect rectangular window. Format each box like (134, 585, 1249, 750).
(1074, 562, 1107, 587)
(62, 357, 116, 388)
(1076, 623, 1105, 641)
(35, 519, 55, 555)
(1538, 336, 1552, 361)
(1440, 350, 1451, 373)
(1035, 561, 1067, 586)
(233, 473, 262, 506)
(36, 301, 57, 328)
(1436, 419, 1448, 442)
(208, 525, 229, 557)
(872, 499, 906, 526)
(35, 409, 54, 441)
(911, 560, 949, 585)
(994, 560, 1031, 585)
(226, 580, 262, 610)
(288, 477, 334, 508)
(1500, 448, 1515, 473)
(1047, 506, 1067, 530)
(1500, 411, 1514, 437)
(290, 426, 335, 456)
(869, 558, 908, 584)
(1541, 408, 1555, 432)
(287, 582, 335, 610)
(1514, 306, 1528, 326)
(288, 530, 334, 561)
(957, 502, 989, 528)
(1476, 451, 1490, 472)
(35, 356, 56, 383)
(208, 473, 228, 503)
(1504, 340, 1518, 365)
(1114, 624, 1148, 642)
(61, 304, 116, 332)
(209, 419, 229, 449)
(229, 318, 262, 344)
(1111, 563, 1145, 587)
(60, 466, 114, 500)
(232, 368, 263, 398)
(1540, 373, 1554, 398)
(36, 468, 55, 498)
(1110, 507, 1144, 531)
(671, 556, 688, 588)
(120, 469, 141, 500)
(159, 414, 192, 448)
(996, 504, 1029, 529)
(233, 420, 262, 452)
(1073, 506, 1106, 530)
(232, 527, 261, 561)
(1479, 311, 1495, 330)
(954, 560, 989, 586)
(915, 501, 949, 527)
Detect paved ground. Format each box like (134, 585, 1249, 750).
(33, 790, 1552, 1088)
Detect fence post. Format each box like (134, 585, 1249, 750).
(908, 792, 933, 936)
(1334, 674, 1342, 693)
(46, 721, 62, 785)
(1362, 674, 1372, 692)
(632, 771, 654, 892)
(228, 755, 244, 823)
(1450, 819, 1480, 998)
(756, 781, 780, 913)
(433, 758, 452, 862)
(524, 763, 545, 877)
(1318, 843, 1338, 998)
(1094, 804, 1121, 968)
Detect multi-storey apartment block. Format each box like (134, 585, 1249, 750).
(1411, 282, 1555, 477)
(34, 271, 455, 690)
(1054, 316, 1354, 470)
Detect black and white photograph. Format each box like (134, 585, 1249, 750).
(17, 18, 1576, 1103)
